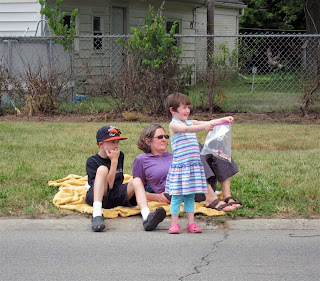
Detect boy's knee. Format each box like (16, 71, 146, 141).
(96, 165, 109, 178)
(132, 177, 143, 186)
(129, 177, 144, 192)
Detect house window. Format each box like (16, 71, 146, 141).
(93, 16, 102, 50)
(61, 13, 79, 52)
(166, 21, 180, 34)
(63, 15, 71, 31)
(166, 21, 180, 46)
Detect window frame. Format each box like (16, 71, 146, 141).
(93, 15, 103, 51)
(60, 10, 79, 52)
(166, 19, 181, 47)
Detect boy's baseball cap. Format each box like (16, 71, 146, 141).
(96, 125, 127, 144)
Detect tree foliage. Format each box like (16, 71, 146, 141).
(240, 0, 306, 32)
(119, 5, 183, 69)
(113, 5, 191, 114)
(38, 0, 78, 50)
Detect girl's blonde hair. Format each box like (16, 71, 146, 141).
(137, 123, 164, 153)
(166, 92, 191, 117)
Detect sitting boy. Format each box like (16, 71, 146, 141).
(85, 125, 166, 232)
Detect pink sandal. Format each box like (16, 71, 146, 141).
(168, 224, 180, 234)
(186, 223, 202, 233)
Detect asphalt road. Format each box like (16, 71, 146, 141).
(1, 217, 320, 281)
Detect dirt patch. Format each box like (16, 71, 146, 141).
(191, 111, 320, 125)
(0, 111, 319, 124)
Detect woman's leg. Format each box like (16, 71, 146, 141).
(221, 178, 242, 208)
(221, 178, 232, 200)
(205, 182, 236, 211)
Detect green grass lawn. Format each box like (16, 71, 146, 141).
(0, 121, 319, 218)
(58, 97, 114, 114)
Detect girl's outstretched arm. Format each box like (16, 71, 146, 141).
(210, 116, 234, 124)
(190, 116, 233, 126)
(169, 120, 214, 135)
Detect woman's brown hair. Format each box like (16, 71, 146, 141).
(137, 123, 165, 153)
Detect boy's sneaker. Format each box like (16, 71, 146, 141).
(143, 207, 166, 231)
(92, 215, 105, 232)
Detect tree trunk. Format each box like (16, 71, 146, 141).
(306, 0, 320, 34)
(305, 0, 320, 81)
(302, 0, 320, 116)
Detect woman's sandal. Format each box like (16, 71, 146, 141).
(224, 196, 243, 209)
(169, 224, 180, 234)
(186, 223, 202, 233)
(205, 198, 236, 212)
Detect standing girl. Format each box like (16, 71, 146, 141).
(165, 92, 234, 234)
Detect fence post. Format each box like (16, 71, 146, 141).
(207, 0, 215, 65)
(47, 39, 53, 69)
(7, 40, 12, 76)
(69, 49, 75, 102)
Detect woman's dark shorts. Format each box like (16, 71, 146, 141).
(201, 154, 238, 191)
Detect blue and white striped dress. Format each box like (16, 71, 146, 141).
(165, 118, 208, 195)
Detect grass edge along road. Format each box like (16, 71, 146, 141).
(0, 121, 319, 218)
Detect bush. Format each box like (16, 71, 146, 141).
(108, 4, 191, 114)
(3, 56, 73, 116)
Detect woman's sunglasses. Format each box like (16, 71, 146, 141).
(154, 134, 169, 139)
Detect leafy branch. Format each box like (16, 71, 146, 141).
(38, 0, 78, 51)
(118, 4, 183, 70)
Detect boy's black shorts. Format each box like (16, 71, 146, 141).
(85, 182, 137, 209)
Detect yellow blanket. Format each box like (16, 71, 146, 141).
(50, 174, 225, 219)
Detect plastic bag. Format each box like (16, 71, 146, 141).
(200, 122, 232, 162)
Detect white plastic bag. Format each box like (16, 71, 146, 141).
(200, 122, 232, 162)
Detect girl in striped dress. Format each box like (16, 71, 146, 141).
(165, 93, 234, 234)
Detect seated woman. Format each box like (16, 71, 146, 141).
(132, 123, 242, 211)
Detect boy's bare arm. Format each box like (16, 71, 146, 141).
(106, 149, 120, 189)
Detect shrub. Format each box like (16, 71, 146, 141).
(6, 56, 73, 116)
(110, 4, 191, 114)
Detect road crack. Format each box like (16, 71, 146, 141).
(178, 231, 229, 280)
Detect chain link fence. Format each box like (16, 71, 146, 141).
(1, 34, 319, 114)
(192, 34, 320, 114)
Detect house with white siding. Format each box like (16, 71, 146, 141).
(45, 0, 246, 79)
(0, 0, 246, 37)
(0, 0, 246, 85)
(0, 0, 43, 36)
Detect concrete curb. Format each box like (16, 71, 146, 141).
(1, 217, 320, 231)
(226, 218, 320, 230)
